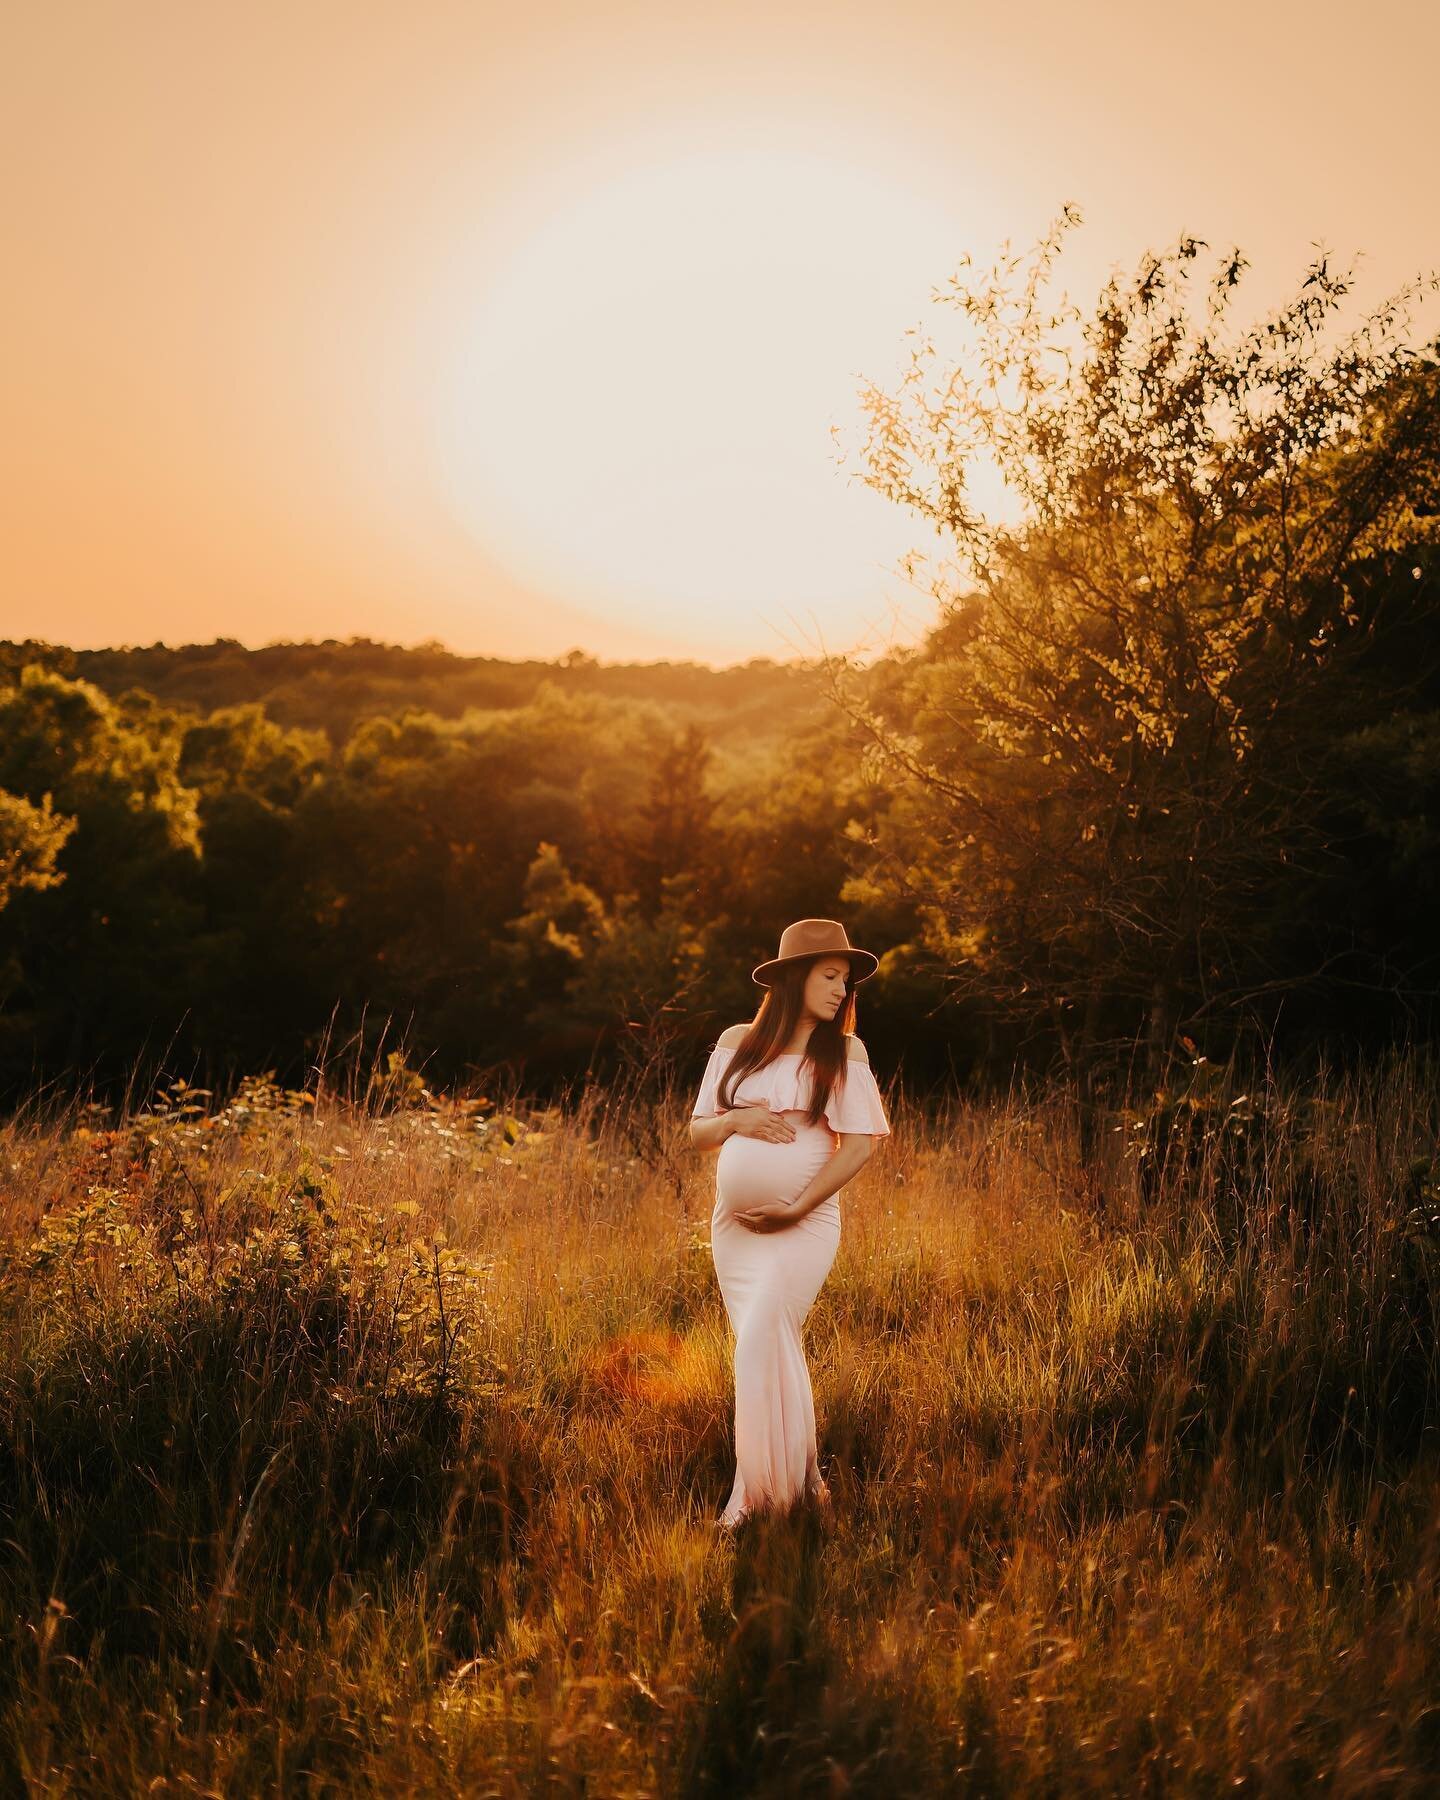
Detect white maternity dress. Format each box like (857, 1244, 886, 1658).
(691, 1043, 891, 1525)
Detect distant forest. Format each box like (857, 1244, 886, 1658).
(64, 636, 816, 751)
(3, 230, 1437, 1115)
(2, 634, 939, 1107)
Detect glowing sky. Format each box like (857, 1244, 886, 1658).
(3, 0, 1436, 665)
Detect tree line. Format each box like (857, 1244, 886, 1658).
(2, 219, 1436, 1113)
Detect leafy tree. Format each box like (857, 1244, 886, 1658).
(828, 209, 1440, 1117)
(173, 704, 334, 1070)
(0, 789, 74, 913)
(179, 701, 329, 808)
(0, 666, 204, 1086)
(588, 723, 727, 916)
(501, 841, 712, 1078)
(296, 684, 686, 1074)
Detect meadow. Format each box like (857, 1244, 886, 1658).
(1, 1051, 1437, 1796)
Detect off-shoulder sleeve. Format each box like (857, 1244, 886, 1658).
(827, 1059, 891, 1135)
(691, 1043, 734, 1117)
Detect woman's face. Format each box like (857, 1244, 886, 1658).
(801, 957, 851, 1024)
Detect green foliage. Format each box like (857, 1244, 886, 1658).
(41, 634, 810, 746)
(829, 213, 1440, 1085)
(0, 654, 859, 1096)
(502, 841, 715, 1069)
(0, 664, 201, 855)
(179, 701, 329, 807)
(0, 666, 207, 1083)
(0, 788, 74, 913)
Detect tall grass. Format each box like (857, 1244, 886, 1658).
(1, 1052, 1437, 1795)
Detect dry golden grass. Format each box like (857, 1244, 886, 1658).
(0, 1053, 1437, 1795)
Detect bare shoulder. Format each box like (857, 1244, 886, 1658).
(845, 1035, 871, 1064)
(716, 1024, 749, 1050)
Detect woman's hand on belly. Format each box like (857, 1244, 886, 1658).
(732, 1199, 799, 1233)
(728, 1104, 798, 1143)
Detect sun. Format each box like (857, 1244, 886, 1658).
(429, 142, 993, 657)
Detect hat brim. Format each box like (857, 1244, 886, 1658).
(751, 948, 879, 988)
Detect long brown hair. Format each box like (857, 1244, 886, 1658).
(716, 957, 860, 1128)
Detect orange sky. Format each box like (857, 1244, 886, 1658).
(3, 0, 1436, 667)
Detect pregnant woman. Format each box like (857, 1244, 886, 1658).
(689, 918, 891, 1530)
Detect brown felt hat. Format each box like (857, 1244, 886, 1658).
(750, 918, 880, 988)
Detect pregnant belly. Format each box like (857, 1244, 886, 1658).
(715, 1113, 837, 1214)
